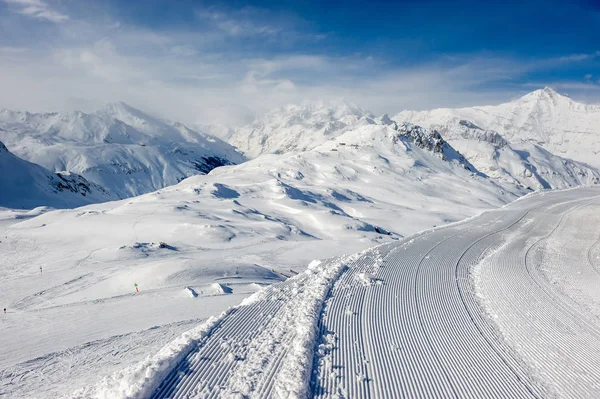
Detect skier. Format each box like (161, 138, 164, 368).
(3, 308, 6, 314)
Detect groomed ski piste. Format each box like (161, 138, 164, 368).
(71, 186, 600, 399)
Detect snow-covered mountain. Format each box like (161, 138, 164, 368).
(0, 139, 116, 209)
(430, 120, 600, 189)
(227, 100, 376, 158)
(395, 87, 600, 168)
(1, 116, 528, 397)
(227, 96, 600, 190)
(0, 103, 245, 198)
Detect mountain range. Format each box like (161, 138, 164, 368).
(395, 87, 600, 168)
(0, 139, 116, 209)
(2, 87, 600, 398)
(0, 102, 244, 199)
(0, 88, 599, 210)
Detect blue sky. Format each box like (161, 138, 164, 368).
(0, 0, 599, 124)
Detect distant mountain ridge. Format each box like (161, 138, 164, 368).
(1, 88, 598, 210)
(224, 92, 600, 190)
(0, 103, 244, 198)
(394, 87, 600, 168)
(227, 100, 376, 158)
(0, 139, 116, 209)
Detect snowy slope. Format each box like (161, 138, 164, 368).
(395, 87, 600, 168)
(73, 187, 600, 399)
(0, 139, 116, 209)
(228, 100, 375, 158)
(0, 103, 244, 198)
(229, 96, 600, 190)
(0, 120, 525, 398)
(431, 120, 600, 189)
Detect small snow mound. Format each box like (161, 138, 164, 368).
(210, 183, 240, 199)
(212, 283, 233, 294)
(250, 282, 268, 291)
(355, 272, 383, 286)
(185, 287, 198, 298)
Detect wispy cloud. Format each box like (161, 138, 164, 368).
(0, 1, 599, 125)
(557, 51, 600, 63)
(520, 81, 600, 90)
(196, 7, 281, 38)
(3, 0, 68, 23)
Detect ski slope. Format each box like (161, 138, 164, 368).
(74, 186, 600, 398)
(1, 119, 523, 398)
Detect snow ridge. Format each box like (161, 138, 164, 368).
(394, 87, 600, 168)
(228, 100, 375, 158)
(0, 103, 244, 199)
(0, 139, 116, 209)
(69, 308, 235, 399)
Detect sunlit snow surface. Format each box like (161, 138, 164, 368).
(72, 187, 600, 399)
(0, 103, 244, 199)
(2, 91, 600, 398)
(396, 87, 600, 172)
(0, 122, 521, 398)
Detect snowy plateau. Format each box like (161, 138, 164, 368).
(0, 88, 599, 398)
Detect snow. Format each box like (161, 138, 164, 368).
(395, 87, 600, 169)
(0, 113, 525, 398)
(65, 254, 356, 399)
(85, 186, 600, 399)
(0, 140, 116, 209)
(69, 309, 235, 399)
(424, 120, 600, 190)
(1, 89, 600, 398)
(472, 188, 600, 398)
(228, 100, 375, 158)
(0, 103, 244, 199)
(229, 93, 600, 192)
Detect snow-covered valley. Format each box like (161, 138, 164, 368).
(1, 88, 600, 398)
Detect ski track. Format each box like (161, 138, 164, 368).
(0, 319, 203, 399)
(88, 187, 600, 399)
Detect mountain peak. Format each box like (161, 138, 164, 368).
(279, 99, 372, 120)
(98, 101, 147, 118)
(542, 86, 558, 95)
(520, 86, 566, 103)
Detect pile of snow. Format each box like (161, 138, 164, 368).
(211, 283, 233, 294)
(355, 272, 383, 286)
(0, 103, 244, 198)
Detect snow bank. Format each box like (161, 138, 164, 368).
(67, 308, 236, 399)
(272, 253, 361, 398)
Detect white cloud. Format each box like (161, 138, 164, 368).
(196, 8, 281, 38)
(3, 0, 68, 23)
(0, 40, 535, 126)
(520, 81, 600, 90)
(170, 45, 197, 57)
(0, 3, 599, 126)
(558, 53, 591, 62)
(555, 51, 600, 63)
